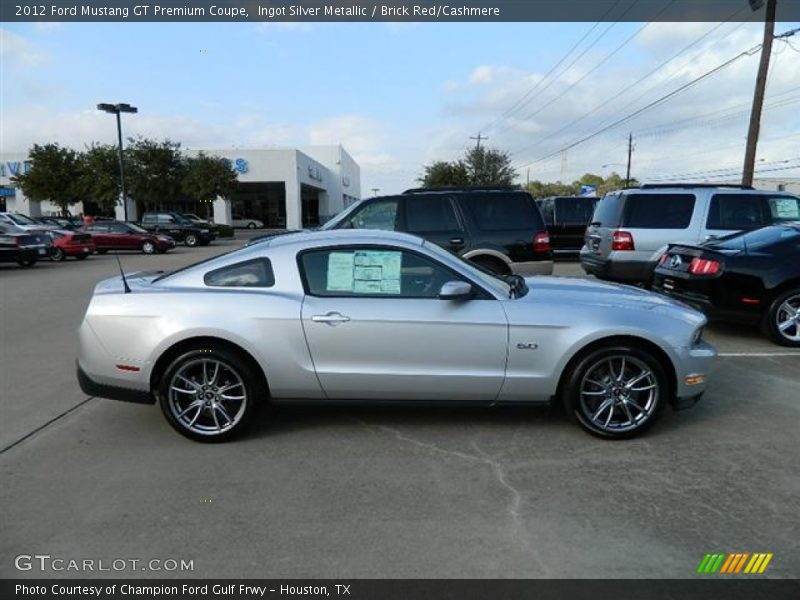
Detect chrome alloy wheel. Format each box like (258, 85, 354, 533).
(579, 354, 659, 434)
(776, 294, 800, 343)
(167, 358, 247, 436)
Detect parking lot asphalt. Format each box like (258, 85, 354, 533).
(1, 236, 798, 579)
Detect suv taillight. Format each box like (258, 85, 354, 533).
(533, 232, 551, 253)
(689, 257, 720, 276)
(611, 231, 635, 251)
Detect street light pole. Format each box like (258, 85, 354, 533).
(98, 102, 138, 221)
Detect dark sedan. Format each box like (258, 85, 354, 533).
(653, 224, 800, 347)
(83, 221, 176, 254)
(0, 223, 51, 267)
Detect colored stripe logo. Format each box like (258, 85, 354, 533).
(697, 552, 773, 574)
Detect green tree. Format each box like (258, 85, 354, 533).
(78, 143, 121, 215)
(125, 137, 185, 210)
(182, 153, 239, 211)
(418, 160, 470, 187)
(419, 146, 516, 187)
(12, 143, 82, 215)
(463, 146, 517, 186)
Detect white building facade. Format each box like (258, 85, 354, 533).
(0, 145, 361, 229)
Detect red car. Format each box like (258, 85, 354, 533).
(83, 221, 176, 254)
(49, 230, 96, 261)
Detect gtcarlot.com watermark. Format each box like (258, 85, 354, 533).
(14, 554, 194, 573)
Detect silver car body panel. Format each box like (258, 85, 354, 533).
(78, 229, 714, 406)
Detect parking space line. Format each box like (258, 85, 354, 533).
(718, 352, 800, 357)
(0, 396, 95, 455)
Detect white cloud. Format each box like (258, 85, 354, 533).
(468, 65, 495, 85)
(0, 28, 48, 65)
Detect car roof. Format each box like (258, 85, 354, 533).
(266, 228, 424, 249)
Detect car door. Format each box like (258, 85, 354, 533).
(107, 223, 136, 249)
(298, 245, 508, 401)
(400, 194, 469, 255)
(86, 223, 111, 248)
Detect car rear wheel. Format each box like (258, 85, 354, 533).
(158, 346, 261, 442)
(50, 247, 66, 261)
(184, 233, 199, 247)
(563, 345, 665, 439)
(142, 240, 156, 254)
(764, 289, 800, 347)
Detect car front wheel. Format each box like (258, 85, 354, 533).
(158, 346, 261, 442)
(247, 222, 256, 229)
(142, 240, 156, 254)
(184, 233, 199, 247)
(764, 289, 800, 347)
(50, 247, 65, 261)
(563, 345, 666, 439)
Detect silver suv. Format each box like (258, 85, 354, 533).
(580, 184, 800, 284)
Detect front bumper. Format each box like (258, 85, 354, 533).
(77, 364, 154, 404)
(671, 340, 716, 409)
(511, 259, 554, 276)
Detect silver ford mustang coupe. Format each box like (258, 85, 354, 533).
(77, 229, 716, 442)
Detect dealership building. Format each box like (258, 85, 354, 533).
(0, 145, 361, 229)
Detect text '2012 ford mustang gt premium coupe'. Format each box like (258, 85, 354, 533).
(77, 230, 716, 442)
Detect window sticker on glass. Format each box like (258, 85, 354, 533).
(325, 250, 402, 294)
(327, 252, 355, 291)
(773, 198, 800, 219)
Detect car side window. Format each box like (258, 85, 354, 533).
(158, 215, 175, 225)
(109, 223, 129, 233)
(623, 194, 696, 229)
(204, 258, 275, 288)
(403, 196, 460, 233)
(767, 196, 800, 222)
(707, 194, 769, 230)
(540, 199, 555, 226)
(342, 200, 399, 231)
(87, 224, 108, 233)
(299, 247, 459, 299)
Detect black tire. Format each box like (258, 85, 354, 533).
(17, 258, 37, 267)
(184, 233, 199, 247)
(50, 247, 66, 262)
(562, 344, 666, 440)
(142, 240, 156, 254)
(470, 255, 509, 275)
(158, 345, 263, 442)
(762, 288, 800, 347)
(247, 222, 256, 229)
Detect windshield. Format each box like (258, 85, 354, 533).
(127, 223, 149, 234)
(320, 200, 367, 230)
(8, 213, 37, 225)
(421, 241, 512, 298)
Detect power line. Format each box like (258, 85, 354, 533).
(515, 41, 766, 171)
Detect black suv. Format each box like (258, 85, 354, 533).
(139, 212, 216, 247)
(321, 187, 553, 275)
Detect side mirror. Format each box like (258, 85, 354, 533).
(439, 280, 473, 300)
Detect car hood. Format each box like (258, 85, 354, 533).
(522, 276, 706, 323)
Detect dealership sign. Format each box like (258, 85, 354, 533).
(0, 161, 32, 178)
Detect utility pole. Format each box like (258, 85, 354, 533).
(470, 132, 487, 150)
(625, 132, 634, 188)
(742, 0, 777, 188)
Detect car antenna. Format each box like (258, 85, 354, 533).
(115, 251, 132, 293)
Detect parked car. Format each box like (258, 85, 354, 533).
(320, 187, 553, 275)
(77, 229, 715, 442)
(183, 213, 235, 239)
(653, 223, 800, 347)
(83, 221, 176, 254)
(49, 229, 96, 261)
(0, 222, 51, 267)
(139, 212, 216, 246)
(183, 213, 212, 225)
(35, 216, 83, 230)
(537, 196, 598, 257)
(0, 212, 59, 234)
(231, 215, 264, 229)
(581, 184, 800, 285)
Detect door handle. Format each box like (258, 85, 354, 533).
(449, 237, 465, 246)
(311, 312, 351, 325)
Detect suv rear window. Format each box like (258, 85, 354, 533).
(623, 193, 695, 229)
(555, 197, 596, 224)
(461, 193, 543, 231)
(590, 193, 625, 227)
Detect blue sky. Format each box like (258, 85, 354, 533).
(3, 20, 799, 193)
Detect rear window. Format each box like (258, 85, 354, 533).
(707, 194, 769, 230)
(555, 197, 596, 224)
(590, 193, 625, 227)
(623, 194, 695, 229)
(204, 258, 275, 288)
(461, 193, 543, 231)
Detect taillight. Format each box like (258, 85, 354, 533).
(611, 231, 635, 251)
(689, 257, 720, 276)
(533, 232, 551, 253)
